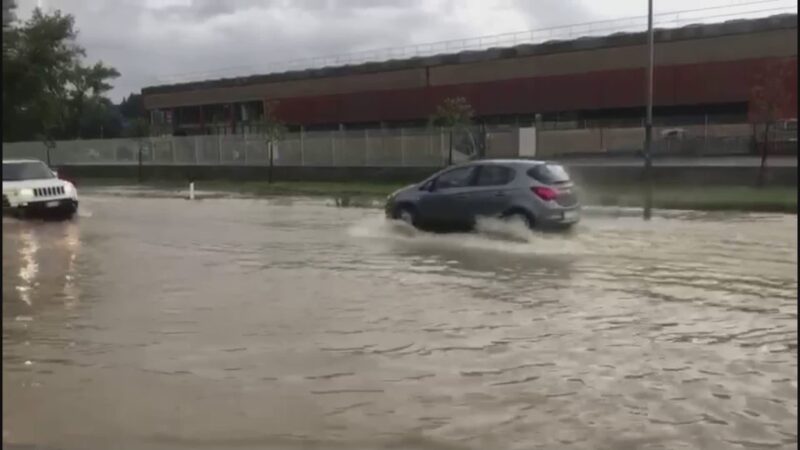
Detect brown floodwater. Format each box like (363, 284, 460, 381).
(2, 194, 797, 450)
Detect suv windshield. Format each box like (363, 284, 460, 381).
(3, 162, 55, 181)
(527, 163, 570, 185)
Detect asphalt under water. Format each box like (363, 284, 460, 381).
(2, 195, 797, 450)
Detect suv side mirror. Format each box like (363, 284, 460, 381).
(52, 170, 59, 178)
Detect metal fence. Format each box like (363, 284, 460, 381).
(4, 123, 792, 166)
(2, 128, 475, 167)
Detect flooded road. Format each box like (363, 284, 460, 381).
(3, 195, 797, 450)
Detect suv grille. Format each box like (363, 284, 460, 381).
(34, 186, 65, 197)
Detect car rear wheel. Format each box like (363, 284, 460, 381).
(504, 210, 534, 230)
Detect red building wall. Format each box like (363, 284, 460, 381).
(272, 56, 797, 125)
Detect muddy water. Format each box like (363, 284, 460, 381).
(2, 196, 797, 450)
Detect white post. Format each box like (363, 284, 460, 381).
(189, 182, 195, 200)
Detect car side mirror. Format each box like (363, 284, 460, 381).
(52, 170, 58, 178)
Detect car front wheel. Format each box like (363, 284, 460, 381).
(394, 205, 417, 227)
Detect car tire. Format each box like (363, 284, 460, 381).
(60, 204, 78, 221)
(504, 210, 534, 230)
(395, 205, 417, 227)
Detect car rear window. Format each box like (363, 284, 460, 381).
(474, 165, 514, 186)
(527, 164, 570, 185)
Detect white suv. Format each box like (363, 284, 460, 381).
(2, 159, 79, 219)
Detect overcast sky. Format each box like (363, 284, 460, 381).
(13, 0, 797, 102)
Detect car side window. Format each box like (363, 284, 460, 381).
(434, 167, 475, 190)
(475, 165, 514, 186)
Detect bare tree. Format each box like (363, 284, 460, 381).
(750, 58, 793, 187)
(126, 118, 150, 183)
(257, 101, 287, 184)
(430, 97, 475, 166)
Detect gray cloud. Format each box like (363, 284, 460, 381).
(15, 0, 793, 101)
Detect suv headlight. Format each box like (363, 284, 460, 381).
(64, 182, 75, 195)
(19, 188, 34, 198)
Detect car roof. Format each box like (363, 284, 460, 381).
(3, 159, 45, 164)
(461, 159, 549, 167)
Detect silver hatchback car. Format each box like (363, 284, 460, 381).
(385, 159, 580, 231)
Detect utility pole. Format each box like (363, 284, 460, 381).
(643, 0, 654, 220)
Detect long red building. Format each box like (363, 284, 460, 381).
(141, 14, 797, 134)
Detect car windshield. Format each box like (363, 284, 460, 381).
(527, 163, 570, 184)
(2, 162, 55, 181)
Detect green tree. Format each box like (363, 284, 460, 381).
(2, 7, 119, 142)
(3, 0, 16, 29)
(119, 93, 145, 120)
(65, 61, 120, 138)
(78, 96, 122, 139)
(430, 96, 475, 165)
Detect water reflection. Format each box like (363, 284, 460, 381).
(3, 220, 82, 342)
(16, 228, 38, 307)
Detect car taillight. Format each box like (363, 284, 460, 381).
(531, 186, 558, 201)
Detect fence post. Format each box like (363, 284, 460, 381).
(599, 127, 605, 153)
(299, 127, 305, 166)
(194, 136, 200, 164)
(218, 134, 222, 164)
(171, 137, 177, 165)
(440, 127, 446, 166)
(364, 129, 369, 166)
(429, 128, 436, 166)
(330, 130, 336, 167)
(244, 135, 249, 164)
(400, 128, 406, 167)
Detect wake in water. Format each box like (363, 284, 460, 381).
(348, 214, 588, 257)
